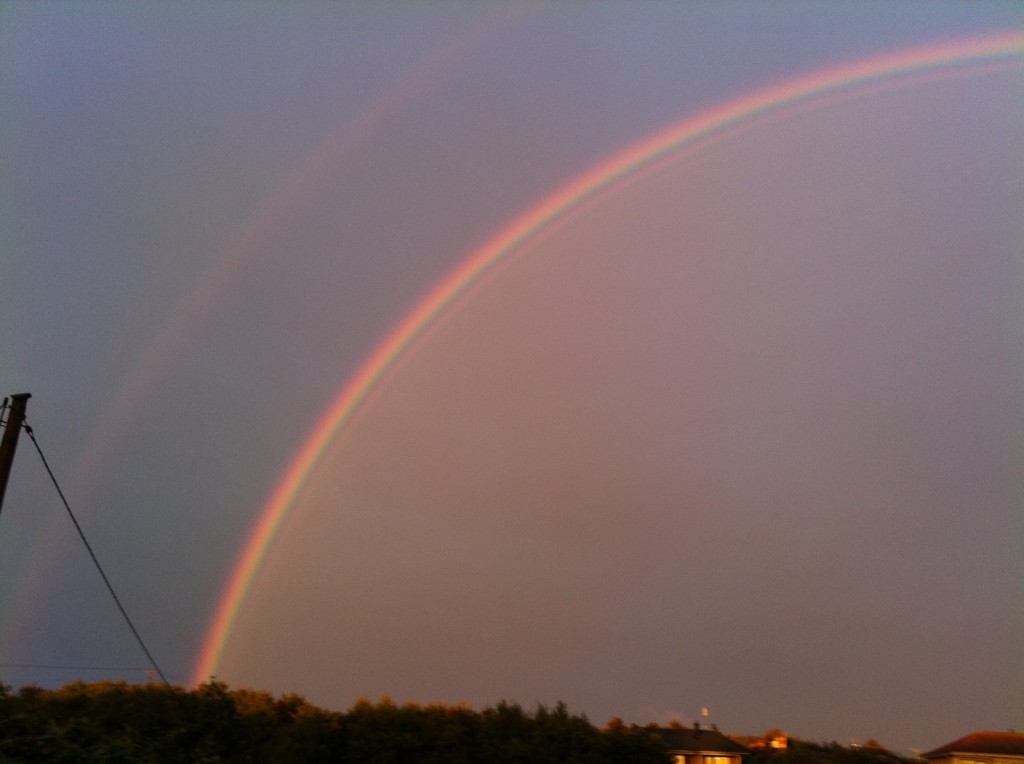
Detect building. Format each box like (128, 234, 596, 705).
(651, 725, 752, 764)
(923, 731, 1024, 764)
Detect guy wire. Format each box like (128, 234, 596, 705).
(21, 417, 170, 687)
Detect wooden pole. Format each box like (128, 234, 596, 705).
(0, 393, 31, 518)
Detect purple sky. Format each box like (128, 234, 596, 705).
(1, 2, 1022, 754)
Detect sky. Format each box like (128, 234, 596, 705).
(1, 1, 1023, 754)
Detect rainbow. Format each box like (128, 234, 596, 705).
(192, 32, 1024, 685)
(0, 11, 507, 663)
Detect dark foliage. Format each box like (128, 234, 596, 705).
(747, 735, 921, 764)
(0, 680, 670, 763)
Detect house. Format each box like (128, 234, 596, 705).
(922, 731, 1024, 764)
(651, 725, 752, 764)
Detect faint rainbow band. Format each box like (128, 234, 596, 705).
(192, 31, 1024, 686)
(0, 10, 513, 668)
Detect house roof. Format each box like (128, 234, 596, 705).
(923, 732, 1024, 759)
(651, 727, 751, 755)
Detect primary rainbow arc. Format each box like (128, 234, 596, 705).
(192, 32, 1024, 686)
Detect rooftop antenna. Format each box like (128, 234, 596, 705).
(0, 393, 31, 518)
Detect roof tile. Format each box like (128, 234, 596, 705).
(923, 732, 1024, 758)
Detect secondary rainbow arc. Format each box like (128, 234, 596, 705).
(192, 32, 1024, 686)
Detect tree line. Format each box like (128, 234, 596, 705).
(0, 678, 923, 763)
(748, 736, 920, 764)
(0, 679, 670, 763)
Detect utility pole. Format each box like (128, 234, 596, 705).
(0, 393, 31, 518)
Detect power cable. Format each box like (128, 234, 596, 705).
(1, 663, 153, 672)
(21, 418, 171, 687)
